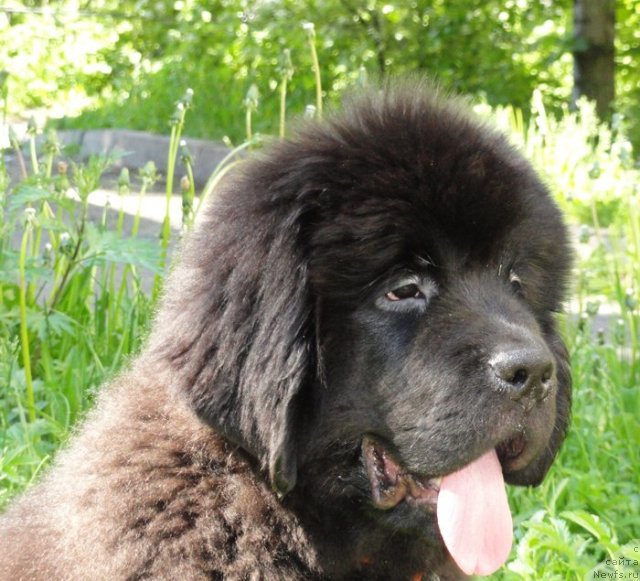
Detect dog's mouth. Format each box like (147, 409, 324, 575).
(363, 435, 441, 510)
(496, 431, 527, 469)
(362, 435, 525, 577)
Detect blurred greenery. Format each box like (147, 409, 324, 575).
(0, 0, 639, 147)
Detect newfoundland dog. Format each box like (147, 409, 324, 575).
(0, 82, 571, 580)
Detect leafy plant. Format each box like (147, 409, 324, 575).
(0, 126, 161, 505)
(0, 93, 254, 510)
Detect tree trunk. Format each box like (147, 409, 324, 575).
(572, 0, 615, 120)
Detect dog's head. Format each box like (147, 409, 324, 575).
(149, 82, 572, 576)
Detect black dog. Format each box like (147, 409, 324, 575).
(0, 82, 571, 580)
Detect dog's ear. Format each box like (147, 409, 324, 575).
(149, 170, 315, 497)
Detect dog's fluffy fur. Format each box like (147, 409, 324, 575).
(0, 82, 572, 580)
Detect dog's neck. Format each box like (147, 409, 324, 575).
(282, 484, 463, 580)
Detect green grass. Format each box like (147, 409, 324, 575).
(491, 96, 640, 579)
(1, 91, 639, 579)
(0, 139, 160, 503)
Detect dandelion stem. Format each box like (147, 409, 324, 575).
(9, 128, 28, 179)
(278, 49, 293, 138)
(304, 23, 323, 119)
(246, 108, 253, 142)
(18, 218, 36, 422)
(154, 94, 190, 301)
(279, 77, 288, 138)
(29, 139, 39, 176)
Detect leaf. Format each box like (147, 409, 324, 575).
(5, 185, 77, 224)
(562, 510, 615, 545)
(82, 223, 161, 272)
(7, 184, 56, 214)
(36, 311, 78, 341)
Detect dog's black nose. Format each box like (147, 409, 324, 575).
(489, 347, 555, 400)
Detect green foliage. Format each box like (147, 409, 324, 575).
(489, 96, 640, 580)
(616, 0, 640, 149)
(6, 0, 637, 146)
(2, 0, 639, 150)
(0, 101, 247, 508)
(0, 132, 160, 505)
(0, 5, 116, 115)
(83, 0, 575, 140)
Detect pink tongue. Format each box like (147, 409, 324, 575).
(436, 449, 513, 576)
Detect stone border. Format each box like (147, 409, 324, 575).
(51, 129, 231, 188)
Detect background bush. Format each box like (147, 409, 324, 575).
(1, 0, 639, 147)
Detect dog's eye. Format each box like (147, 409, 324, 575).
(386, 283, 424, 301)
(377, 278, 434, 312)
(509, 272, 523, 294)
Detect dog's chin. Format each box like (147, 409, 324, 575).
(500, 446, 557, 486)
(496, 430, 551, 480)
